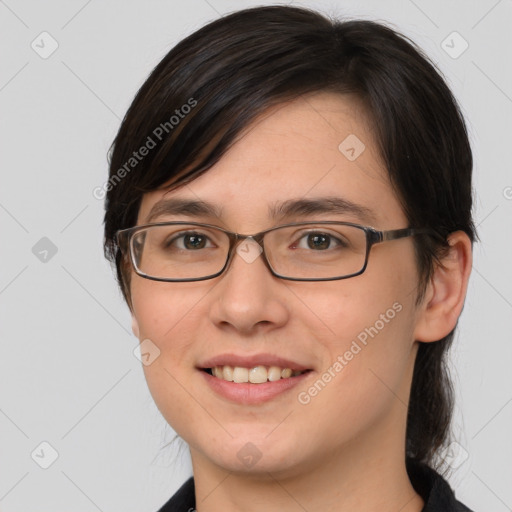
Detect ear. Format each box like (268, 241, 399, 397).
(413, 231, 472, 342)
(131, 314, 140, 339)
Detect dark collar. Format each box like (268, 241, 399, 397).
(158, 458, 474, 511)
(405, 458, 474, 511)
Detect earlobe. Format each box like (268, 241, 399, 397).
(131, 315, 140, 339)
(413, 231, 472, 343)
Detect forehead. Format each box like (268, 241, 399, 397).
(138, 92, 406, 230)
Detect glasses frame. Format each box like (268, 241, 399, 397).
(115, 221, 434, 282)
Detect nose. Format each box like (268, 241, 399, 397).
(208, 237, 290, 335)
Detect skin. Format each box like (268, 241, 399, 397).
(129, 92, 472, 512)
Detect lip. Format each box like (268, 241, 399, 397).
(199, 369, 313, 405)
(197, 353, 311, 372)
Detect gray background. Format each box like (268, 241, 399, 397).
(1, 0, 511, 510)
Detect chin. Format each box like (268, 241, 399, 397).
(196, 432, 309, 477)
(216, 451, 305, 478)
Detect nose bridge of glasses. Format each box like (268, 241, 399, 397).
(226, 230, 266, 252)
(215, 231, 276, 279)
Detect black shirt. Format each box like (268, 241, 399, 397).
(157, 458, 475, 511)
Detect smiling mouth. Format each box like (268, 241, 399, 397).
(202, 365, 312, 384)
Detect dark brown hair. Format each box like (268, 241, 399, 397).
(103, 5, 475, 472)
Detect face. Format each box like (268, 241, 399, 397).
(130, 92, 424, 478)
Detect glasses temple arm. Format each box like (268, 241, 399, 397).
(379, 227, 436, 242)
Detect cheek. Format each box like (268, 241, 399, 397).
(130, 278, 213, 428)
(291, 255, 419, 431)
(131, 277, 209, 341)
(294, 280, 415, 386)
(290, 301, 416, 457)
(291, 260, 416, 359)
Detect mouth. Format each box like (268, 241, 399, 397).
(196, 354, 314, 404)
(201, 365, 312, 384)
(199, 365, 314, 405)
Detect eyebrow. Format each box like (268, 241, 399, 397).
(269, 197, 377, 224)
(146, 198, 224, 223)
(145, 196, 377, 225)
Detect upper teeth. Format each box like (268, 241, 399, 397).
(210, 365, 305, 383)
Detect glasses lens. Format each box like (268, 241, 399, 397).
(264, 223, 367, 279)
(131, 224, 229, 280)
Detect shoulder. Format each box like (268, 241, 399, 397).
(155, 464, 477, 512)
(156, 476, 195, 512)
(406, 457, 476, 512)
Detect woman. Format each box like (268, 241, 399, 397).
(103, 5, 475, 511)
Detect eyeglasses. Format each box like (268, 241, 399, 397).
(115, 221, 433, 282)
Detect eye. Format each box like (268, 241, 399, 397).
(167, 232, 215, 250)
(295, 231, 344, 251)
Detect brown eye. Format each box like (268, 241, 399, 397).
(293, 231, 345, 251)
(183, 234, 207, 250)
(307, 233, 331, 250)
(165, 232, 213, 250)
